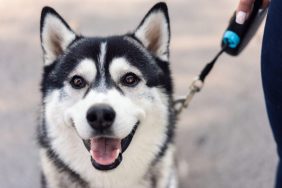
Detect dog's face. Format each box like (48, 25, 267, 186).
(40, 2, 174, 174)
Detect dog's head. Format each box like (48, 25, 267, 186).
(40, 2, 174, 172)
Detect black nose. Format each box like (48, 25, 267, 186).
(86, 104, 116, 131)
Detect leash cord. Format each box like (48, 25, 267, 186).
(199, 44, 228, 82)
(174, 43, 229, 116)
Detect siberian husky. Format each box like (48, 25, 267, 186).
(38, 2, 177, 188)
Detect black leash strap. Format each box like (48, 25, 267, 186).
(199, 45, 227, 82)
(174, 44, 228, 116)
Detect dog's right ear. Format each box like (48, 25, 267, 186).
(40, 7, 76, 66)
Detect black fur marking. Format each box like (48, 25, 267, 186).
(37, 114, 49, 148)
(40, 7, 73, 35)
(41, 172, 47, 188)
(46, 147, 89, 188)
(152, 98, 176, 166)
(136, 2, 170, 35)
(111, 80, 125, 95)
(83, 86, 91, 98)
(150, 173, 157, 188)
(82, 139, 91, 151)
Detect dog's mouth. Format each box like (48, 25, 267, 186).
(83, 122, 139, 171)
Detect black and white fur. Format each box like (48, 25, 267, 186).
(38, 2, 177, 188)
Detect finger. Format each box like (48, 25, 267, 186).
(237, 0, 255, 13)
(262, 0, 270, 9)
(236, 0, 255, 24)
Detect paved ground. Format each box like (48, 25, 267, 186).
(0, 0, 278, 187)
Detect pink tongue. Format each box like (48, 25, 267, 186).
(90, 138, 121, 165)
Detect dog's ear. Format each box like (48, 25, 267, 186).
(134, 2, 170, 61)
(40, 7, 76, 66)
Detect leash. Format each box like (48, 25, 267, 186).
(173, 44, 228, 116)
(174, 0, 268, 117)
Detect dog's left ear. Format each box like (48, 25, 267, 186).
(40, 7, 77, 66)
(134, 2, 170, 61)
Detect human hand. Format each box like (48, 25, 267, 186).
(236, 0, 270, 24)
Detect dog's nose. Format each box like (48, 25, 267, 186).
(86, 104, 116, 131)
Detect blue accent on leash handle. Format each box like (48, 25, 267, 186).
(223, 31, 240, 48)
(222, 0, 268, 56)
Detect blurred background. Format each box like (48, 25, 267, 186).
(0, 0, 278, 187)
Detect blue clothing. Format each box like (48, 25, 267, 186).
(261, 0, 282, 187)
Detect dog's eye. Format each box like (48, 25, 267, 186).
(70, 75, 87, 89)
(121, 73, 140, 87)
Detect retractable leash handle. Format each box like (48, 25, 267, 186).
(174, 0, 268, 116)
(222, 0, 268, 56)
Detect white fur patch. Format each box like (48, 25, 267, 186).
(68, 58, 97, 84)
(99, 42, 107, 67)
(97, 42, 107, 90)
(41, 14, 76, 66)
(65, 89, 145, 139)
(109, 57, 143, 84)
